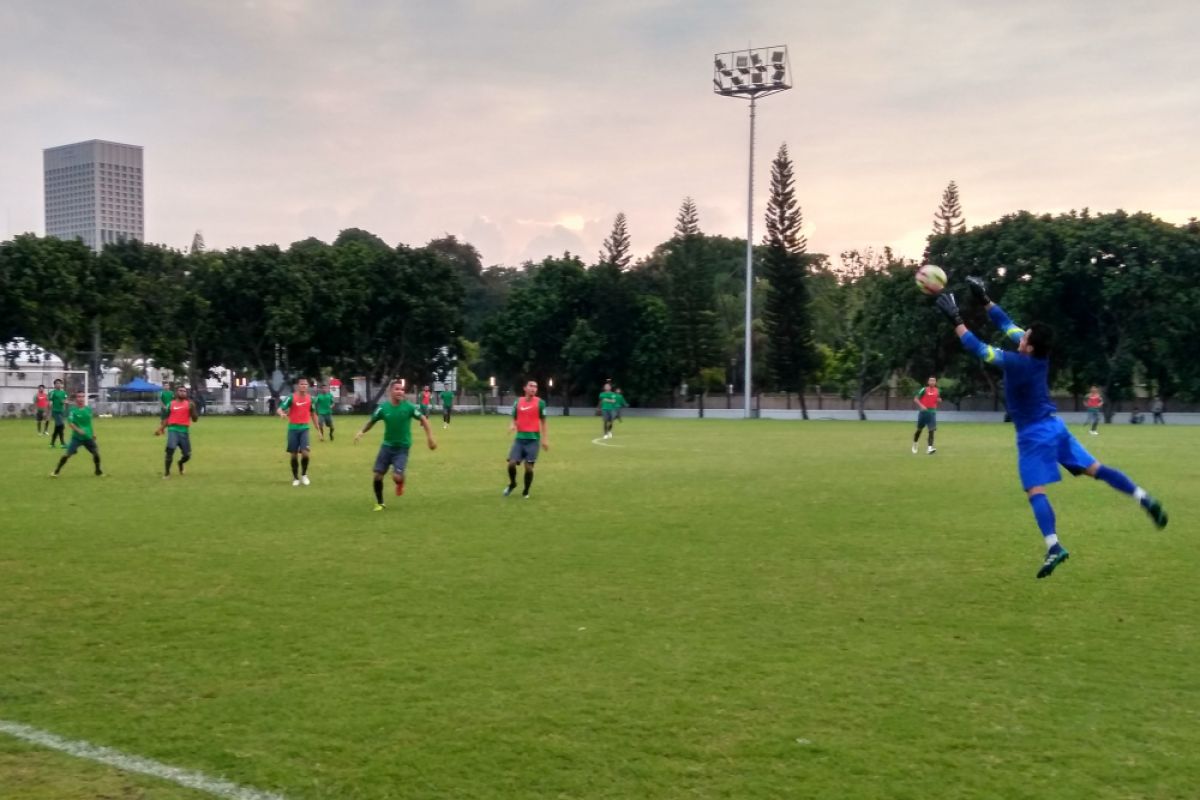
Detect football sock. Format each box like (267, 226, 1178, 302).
(328, 423, 334, 441)
(301, 456, 309, 476)
(523, 470, 534, 494)
(373, 478, 384, 504)
(92, 455, 102, 474)
(54, 456, 68, 474)
(290, 457, 299, 479)
(1094, 464, 1139, 498)
(1028, 494, 1058, 549)
(507, 464, 517, 488)
(928, 431, 935, 446)
(164, 450, 174, 476)
(912, 430, 920, 443)
(179, 453, 190, 473)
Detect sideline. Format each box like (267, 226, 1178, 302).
(0, 719, 289, 800)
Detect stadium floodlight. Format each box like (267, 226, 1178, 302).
(712, 45, 792, 419)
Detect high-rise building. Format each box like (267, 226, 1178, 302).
(43, 140, 143, 253)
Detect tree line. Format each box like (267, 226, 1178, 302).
(3, 146, 1198, 413)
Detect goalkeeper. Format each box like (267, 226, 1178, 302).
(935, 277, 1168, 579)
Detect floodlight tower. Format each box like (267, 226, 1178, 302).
(713, 46, 792, 419)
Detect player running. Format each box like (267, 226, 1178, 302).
(34, 384, 50, 436)
(155, 385, 199, 478)
(354, 380, 437, 511)
(440, 386, 455, 428)
(936, 277, 1168, 579)
(48, 378, 68, 448)
(1084, 386, 1103, 435)
(314, 382, 335, 441)
(505, 379, 549, 498)
(419, 385, 433, 419)
(911, 376, 939, 454)
(50, 390, 103, 478)
(160, 381, 175, 423)
(614, 387, 627, 423)
(278, 378, 315, 486)
(598, 382, 619, 439)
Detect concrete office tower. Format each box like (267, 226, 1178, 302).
(44, 140, 144, 253)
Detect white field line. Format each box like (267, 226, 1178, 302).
(0, 719, 289, 800)
(590, 437, 623, 448)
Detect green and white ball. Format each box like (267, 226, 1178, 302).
(916, 264, 948, 296)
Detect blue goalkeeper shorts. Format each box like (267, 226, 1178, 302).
(1015, 416, 1096, 491)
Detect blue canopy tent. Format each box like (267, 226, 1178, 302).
(114, 377, 163, 394)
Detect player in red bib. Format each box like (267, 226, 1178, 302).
(505, 379, 549, 498)
(155, 386, 200, 478)
(34, 384, 50, 436)
(278, 378, 315, 486)
(912, 376, 940, 454)
(1084, 385, 1103, 435)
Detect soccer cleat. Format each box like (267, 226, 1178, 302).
(1036, 547, 1070, 579)
(503, 485, 515, 497)
(94, 471, 105, 477)
(1089, 430, 1099, 436)
(292, 479, 301, 487)
(163, 474, 171, 480)
(373, 503, 386, 512)
(927, 446, 936, 455)
(301, 475, 311, 486)
(1142, 496, 1168, 530)
(911, 443, 918, 454)
(522, 492, 531, 499)
(49, 472, 59, 478)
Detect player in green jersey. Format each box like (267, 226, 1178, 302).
(598, 382, 619, 439)
(48, 379, 69, 448)
(314, 383, 336, 441)
(160, 382, 175, 422)
(355, 380, 437, 511)
(614, 386, 627, 423)
(51, 391, 103, 477)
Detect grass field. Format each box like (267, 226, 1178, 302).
(1, 414, 1197, 799)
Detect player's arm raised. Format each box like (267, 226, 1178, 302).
(967, 276, 1024, 344)
(937, 292, 1008, 367)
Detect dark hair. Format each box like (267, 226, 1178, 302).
(1026, 322, 1054, 359)
(38, 384, 45, 389)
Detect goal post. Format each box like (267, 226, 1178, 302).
(0, 368, 90, 417)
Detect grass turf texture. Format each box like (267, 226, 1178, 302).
(1, 416, 1197, 800)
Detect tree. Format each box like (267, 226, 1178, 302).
(933, 180, 966, 236)
(599, 212, 632, 271)
(761, 143, 818, 418)
(663, 198, 722, 400)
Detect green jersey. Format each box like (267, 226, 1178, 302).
(615, 392, 627, 408)
(315, 392, 334, 415)
(49, 388, 68, 413)
(599, 391, 619, 411)
(160, 389, 174, 408)
(370, 400, 423, 448)
(440, 390, 455, 408)
(67, 405, 94, 441)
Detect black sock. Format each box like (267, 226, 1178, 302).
(301, 456, 309, 475)
(507, 463, 517, 488)
(179, 453, 190, 473)
(291, 457, 299, 479)
(523, 470, 534, 494)
(329, 424, 334, 441)
(93, 455, 102, 474)
(165, 450, 174, 476)
(928, 431, 935, 447)
(373, 478, 384, 504)
(54, 455, 68, 474)
(913, 430, 920, 443)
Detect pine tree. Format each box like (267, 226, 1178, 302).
(664, 197, 721, 398)
(600, 212, 632, 271)
(190, 231, 206, 254)
(932, 181, 965, 235)
(762, 143, 818, 418)
(675, 197, 700, 238)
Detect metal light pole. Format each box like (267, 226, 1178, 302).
(714, 46, 792, 418)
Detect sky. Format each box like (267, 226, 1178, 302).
(2, 0, 1197, 267)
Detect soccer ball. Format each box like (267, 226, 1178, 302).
(915, 265, 947, 296)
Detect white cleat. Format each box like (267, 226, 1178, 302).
(292, 479, 301, 487)
(301, 475, 311, 486)
(927, 446, 937, 455)
(1089, 430, 1098, 436)
(911, 443, 918, 454)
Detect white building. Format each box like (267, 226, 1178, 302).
(44, 140, 144, 253)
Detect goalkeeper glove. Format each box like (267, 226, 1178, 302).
(965, 276, 992, 305)
(935, 292, 964, 325)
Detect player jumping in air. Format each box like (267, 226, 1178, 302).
(278, 378, 315, 486)
(354, 380, 437, 511)
(50, 390, 103, 477)
(912, 376, 939, 454)
(314, 382, 335, 441)
(936, 277, 1168, 579)
(48, 378, 68, 448)
(440, 386, 455, 428)
(34, 384, 50, 435)
(156, 385, 199, 478)
(598, 382, 618, 439)
(505, 380, 549, 498)
(1084, 385, 1103, 435)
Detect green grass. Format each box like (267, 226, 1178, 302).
(1, 415, 1197, 799)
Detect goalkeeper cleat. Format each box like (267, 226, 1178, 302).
(1036, 546, 1070, 579)
(1142, 496, 1168, 530)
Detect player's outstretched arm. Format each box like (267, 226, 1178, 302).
(937, 292, 1007, 367)
(968, 275, 1024, 344)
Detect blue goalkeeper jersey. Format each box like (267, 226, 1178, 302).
(959, 305, 1057, 431)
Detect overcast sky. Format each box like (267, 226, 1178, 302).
(2, 0, 1196, 266)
